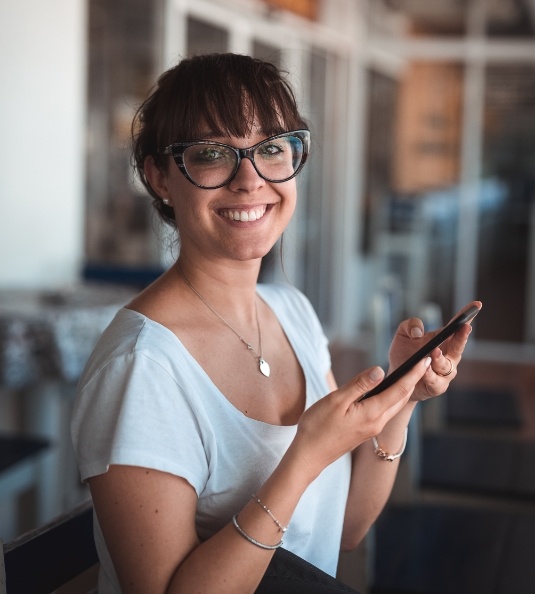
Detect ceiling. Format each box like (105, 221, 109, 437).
(382, 0, 535, 36)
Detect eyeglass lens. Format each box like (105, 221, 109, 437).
(182, 134, 304, 188)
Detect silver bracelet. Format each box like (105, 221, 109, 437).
(372, 428, 408, 462)
(251, 494, 288, 533)
(232, 514, 283, 550)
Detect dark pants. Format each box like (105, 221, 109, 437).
(255, 548, 362, 594)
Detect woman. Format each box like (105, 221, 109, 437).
(72, 53, 478, 594)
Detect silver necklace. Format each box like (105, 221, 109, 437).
(176, 263, 271, 378)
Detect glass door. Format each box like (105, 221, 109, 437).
(475, 64, 535, 343)
(364, 0, 535, 355)
(364, 61, 464, 322)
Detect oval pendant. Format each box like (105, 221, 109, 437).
(259, 358, 271, 378)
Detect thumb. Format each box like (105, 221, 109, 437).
(339, 366, 386, 404)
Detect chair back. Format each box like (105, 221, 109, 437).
(1, 499, 98, 594)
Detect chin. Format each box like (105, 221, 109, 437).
(233, 249, 272, 263)
(223, 237, 280, 263)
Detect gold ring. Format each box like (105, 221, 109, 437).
(436, 357, 454, 377)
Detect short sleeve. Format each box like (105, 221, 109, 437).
(71, 350, 210, 496)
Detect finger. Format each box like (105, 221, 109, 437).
(430, 350, 455, 378)
(410, 322, 424, 338)
(363, 357, 432, 426)
(437, 319, 473, 364)
(444, 300, 482, 339)
(355, 356, 432, 414)
(443, 324, 472, 358)
(344, 366, 385, 402)
(396, 317, 425, 339)
(429, 300, 481, 360)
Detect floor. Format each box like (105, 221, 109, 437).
(330, 347, 535, 594)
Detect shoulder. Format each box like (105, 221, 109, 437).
(257, 282, 320, 328)
(257, 282, 329, 357)
(72, 308, 213, 486)
(77, 307, 180, 390)
(257, 282, 314, 312)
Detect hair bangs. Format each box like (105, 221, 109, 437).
(160, 54, 305, 143)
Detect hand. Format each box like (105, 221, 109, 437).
(289, 356, 431, 480)
(388, 301, 482, 402)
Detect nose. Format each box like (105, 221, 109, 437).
(227, 156, 265, 192)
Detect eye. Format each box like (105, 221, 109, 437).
(257, 141, 286, 158)
(196, 147, 225, 161)
(187, 144, 234, 165)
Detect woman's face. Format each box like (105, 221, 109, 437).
(153, 125, 298, 266)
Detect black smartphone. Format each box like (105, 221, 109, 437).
(358, 304, 481, 401)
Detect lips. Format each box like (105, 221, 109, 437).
(219, 205, 267, 222)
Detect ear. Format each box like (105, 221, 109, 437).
(144, 155, 170, 201)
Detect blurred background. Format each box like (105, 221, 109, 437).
(1, 0, 535, 592)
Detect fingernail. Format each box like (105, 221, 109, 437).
(424, 357, 432, 368)
(369, 367, 383, 381)
(411, 327, 423, 338)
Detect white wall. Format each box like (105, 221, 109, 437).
(0, 0, 86, 288)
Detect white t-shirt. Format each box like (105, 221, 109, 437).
(71, 283, 352, 593)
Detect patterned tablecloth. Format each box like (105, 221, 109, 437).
(0, 283, 136, 390)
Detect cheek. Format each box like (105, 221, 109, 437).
(168, 173, 207, 211)
(281, 183, 297, 214)
(172, 188, 218, 237)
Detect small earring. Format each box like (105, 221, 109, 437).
(163, 198, 170, 205)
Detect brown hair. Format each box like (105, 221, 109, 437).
(132, 53, 307, 227)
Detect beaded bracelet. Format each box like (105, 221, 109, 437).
(251, 494, 288, 533)
(372, 428, 408, 462)
(232, 514, 283, 550)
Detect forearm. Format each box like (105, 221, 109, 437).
(99, 363, 429, 594)
(167, 448, 315, 594)
(341, 400, 418, 550)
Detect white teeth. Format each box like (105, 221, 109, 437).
(221, 206, 266, 222)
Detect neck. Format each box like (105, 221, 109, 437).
(175, 256, 262, 325)
(175, 256, 272, 378)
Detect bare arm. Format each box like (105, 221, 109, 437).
(89, 359, 431, 594)
(340, 305, 477, 549)
(340, 397, 417, 550)
(89, 452, 312, 594)
(324, 368, 419, 550)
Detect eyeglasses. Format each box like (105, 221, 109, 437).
(162, 130, 310, 190)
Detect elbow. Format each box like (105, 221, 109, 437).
(341, 513, 376, 551)
(340, 527, 370, 552)
(340, 539, 358, 553)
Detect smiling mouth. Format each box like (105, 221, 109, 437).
(219, 206, 268, 222)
